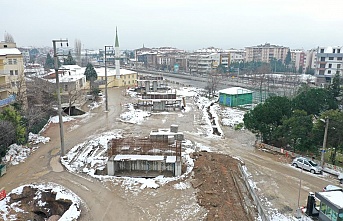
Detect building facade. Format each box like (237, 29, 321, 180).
(0, 42, 26, 109)
(315, 46, 343, 85)
(245, 43, 289, 63)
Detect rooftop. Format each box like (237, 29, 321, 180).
(218, 87, 252, 95)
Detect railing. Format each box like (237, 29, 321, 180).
(0, 95, 16, 107)
(0, 83, 10, 90)
(238, 164, 270, 221)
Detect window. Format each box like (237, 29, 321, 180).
(15, 70, 18, 75)
(328, 70, 331, 74)
(333, 49, 336, 53)
(321, 57, 325, 61)
(319, 70, 325, 75)
(320, 202, 327, 214)
(64, 84, 68, 91)
(11, 82, 15, 87)
(338, 49, 341, 53)
(329, 57, 334, 60)
(320, 64, 325, 68)
(329, 64, 332, 68)
(320, 49, 324, 53)
(13, 59, 17, 64)
(10, 70, 14, 75)
(338, 57, 343, 60)
(338, 64, 341, 69)
(8, 59, 12, 65)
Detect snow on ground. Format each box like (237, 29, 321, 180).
(50, 115, 75, 123)
(61, 130, 123, 174)
(0, 183, 81, 221)
(2, 133, 50, 165)
(220, 107, 246, 127)
(120, 103, 151, 124)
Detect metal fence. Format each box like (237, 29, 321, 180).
(238, 163, 270, 221)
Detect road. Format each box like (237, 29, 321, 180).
(0, 85, 338, 220)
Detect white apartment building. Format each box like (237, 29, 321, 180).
(315, 46, 343, 84)
(245, 43, 289, 63)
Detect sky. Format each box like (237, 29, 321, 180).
(1, 0, 343, 51)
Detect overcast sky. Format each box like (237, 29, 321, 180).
(1, 0, 343, 51)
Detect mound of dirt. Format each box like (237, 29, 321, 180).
(192, 152, 257, 221)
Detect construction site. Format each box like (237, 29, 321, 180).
(107, 125, 183, 177)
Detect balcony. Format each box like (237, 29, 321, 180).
(0, 94, 16, 107)
(0, 82, 10, 91)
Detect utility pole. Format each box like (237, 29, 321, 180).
(104, 45, 113, 112)
(53, 39, 68, 157)
(321, 117, 329, 167)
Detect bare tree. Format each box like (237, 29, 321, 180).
(205, 70, 221, 98)
(4, 33, 15, 43)
(74, 39, 82, 66)
(66, 86, 83, 116)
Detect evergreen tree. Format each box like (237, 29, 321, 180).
(44, 53, 54, 69)
(84, 63, 97, 90)
(285, 50, 291, 66)
(63, 51, 76, 65)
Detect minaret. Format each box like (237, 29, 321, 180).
(115, 27, 120, 79)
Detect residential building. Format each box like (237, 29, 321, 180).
(0, 42, 26, 109)
(95, 68, 137, 88)
(245, 43, 289, 63)
(315, 46, 343, 85)
(290, 49, 306, 72)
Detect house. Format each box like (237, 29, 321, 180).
(218, 87, 253, 107)
(94, 68, 137, 88)
(0, 42, 26, 109)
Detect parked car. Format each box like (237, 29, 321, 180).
(323, 184, 342, 192)
(292, 157, 323, 174)
(338, 173, 343, 184)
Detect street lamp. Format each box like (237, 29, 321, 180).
(53, 39, 68, 157)
(104, 45, 113, 112)
(320, 117, 329, 167)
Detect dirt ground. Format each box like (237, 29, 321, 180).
(1, 85, 340, 221)
(192, 152, 256, 221)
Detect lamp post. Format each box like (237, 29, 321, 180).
(53, 39, 68, 157)
(104, 45, 113, 112)
(320, 117, 329, 167)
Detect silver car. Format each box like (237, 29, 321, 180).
(292, 157, 323, 174)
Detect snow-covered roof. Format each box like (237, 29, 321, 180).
(113, 154, 164, 161)
(218, 87, 252, 95)
(0, 48, 22, 56)
(166, 156, 176, 163)
(95, 68, 137, 77)
(318, 191, 343, 209)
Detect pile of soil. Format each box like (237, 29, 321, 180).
(6, 186, 72, 221)
(192, 152, 257, 220)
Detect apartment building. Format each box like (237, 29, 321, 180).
(0, 42, 25, 109)
(315, 46, 343, 84)
(290, 49, 306, 72)
(245, 43, 289, 63)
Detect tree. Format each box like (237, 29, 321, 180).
(298, 66, 303, 74)
(84, 63, 97, 90)
(0, 120, 16, 161)
(285, 50, 291, 66)
(44, 53, 55, 70)
(244, 96, 292, 142)
(0, 106, 26, 145)
(63, 51, 76, 65)
(292, 88, 337, 115)
(277, 110, 313, 152)
(4, 33, 15, 43)
(313, 110, 343, 165)
(328, 72, 341, 99)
